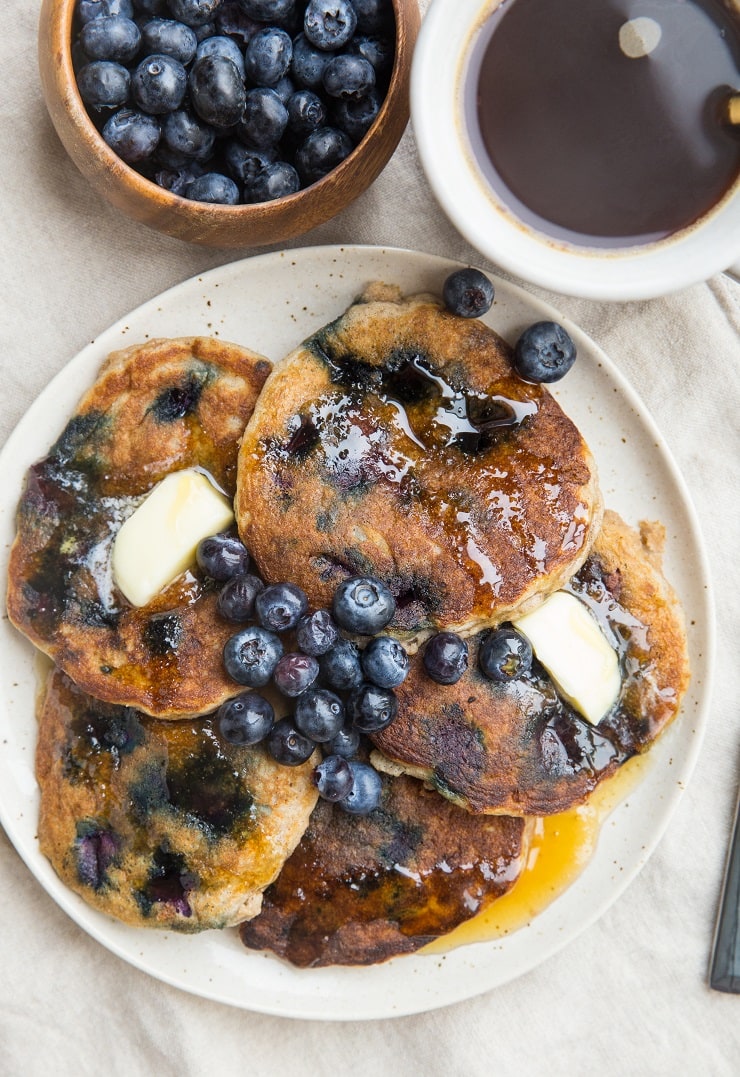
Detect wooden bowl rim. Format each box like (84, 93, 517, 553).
(43, 0, 418, 222)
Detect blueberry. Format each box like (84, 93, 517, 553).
(272, 652, 320, 696)
(224, 138, 277, 182)
(136, 0, 168, 12)
(186, 171, 241, 203)
(196, 33, 246, 78)
(151, 372, 204, 419)
(196, 533, 250, 580)
(72, 38, 89, 74)
(346, 682, 398, 732)
(140, 17, 199, 62)
(323, 722, 360, 758)
(294, 687, 345, 741)
(245, 27, 292, 86)
(346, 34, 394, 75)
(80, 15, 141, 62)
(286, 89, 326, 136)
(513, 321, 577, 384)
(332, 576, 395, 635)
(102, 108, 161, 162)
(422, 631, 469, 685)
(131, 54, 188, 114)
(338, 760, 383, 814)
(351, 0, 392, 35)
(217, 690, 274, 744)
(331, 89, 381, 144)
(255, 581, 308, 631)
(167, 0, 224, 28)
(360, 635, 408, 688)
(443, 268, 495, 319)
(303, 0, 356, 50)
(318, 637, 363, 690)
(77, 61, 131, 110)
(223, 625, 283, 686)
(243, 160, 300, 201)
(196, 20, 220, 39)
(239, 87, 289, 147)
(77, 0, 134, 23)
(272, 74, 295, 104)
(322, 55, 375, 100)
(295, 609, 338, 656)
(478, 626, 533, 682)
(75, 826, 118, 889)
(313, 754, 353, 801)
(154, 144, 190, 169)
(267, 717, 316, 766)
(295, 125, 352, 184)
(238, 0, 296, 22)
(216, 2, 260, 46)
(142, 616, 182, 654)
(163, 108, 216, 159)
(217, 572, 264, 621)
(189, 54, 247, 127)
(290, 33, 329, 91)
(155, 162, 205, 194)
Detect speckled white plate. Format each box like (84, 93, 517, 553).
(0, 246, 713, 1020)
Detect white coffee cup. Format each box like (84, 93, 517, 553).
(411, 0, 740, 300)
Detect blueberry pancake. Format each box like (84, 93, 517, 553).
(371, 511, 690, 815)
(7, 337, 271, 719)
(239, 767, 530, 967)
(36, 668, 319, 932)
(236, 285, 602, 644)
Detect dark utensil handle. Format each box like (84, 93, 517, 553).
(710, 789, 740, 992)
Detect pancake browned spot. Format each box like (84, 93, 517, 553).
(371, 510, 690, 815)
(239, 767, 530, 967)
(35, 668, 318, 932)
(7, 337, 271, 718)
(236, 286, 602, 644)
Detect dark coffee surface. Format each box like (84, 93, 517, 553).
(470, 0, 740, 246)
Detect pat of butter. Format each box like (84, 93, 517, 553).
(112, 469, 234, 607)
(512, 591, 621, 725)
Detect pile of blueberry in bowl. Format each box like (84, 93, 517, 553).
(39, 0, 419, 245)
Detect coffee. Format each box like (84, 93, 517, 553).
(467, 0, 740, 248)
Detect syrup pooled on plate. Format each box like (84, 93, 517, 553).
(467, 0, 740, 247)
(423, 753, 650, 953)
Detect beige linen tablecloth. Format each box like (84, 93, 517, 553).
(2, 3, 740, 1073)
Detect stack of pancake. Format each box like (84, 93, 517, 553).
(6, 287, 689, 961)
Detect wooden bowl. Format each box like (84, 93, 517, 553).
(38, 0, 420, 247)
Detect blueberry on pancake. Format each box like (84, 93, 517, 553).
(239, 765, 530, 966)
(370, 511, 690, 815)
(35, 668, 318, 932)
(7, 337, 271, 718)
(236, 285, 602, 644)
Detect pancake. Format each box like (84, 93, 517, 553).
(7, 337, 271, 718)
(371, 510, 690, 815)
(235, 285, 602, 645)
(239, 767, 530, 967)
(36, 667, 319, 932)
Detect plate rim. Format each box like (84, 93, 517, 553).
(0, 243, 715, 1020)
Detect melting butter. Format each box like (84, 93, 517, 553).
(513, 590, 621, 725)
(112, 469, 234, 607)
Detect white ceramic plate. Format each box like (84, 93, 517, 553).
(0, 245, 713, 1020)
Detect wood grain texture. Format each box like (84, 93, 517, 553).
(38, 0, 420, 247)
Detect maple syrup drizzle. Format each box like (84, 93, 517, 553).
(422, 753, 650, 953)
